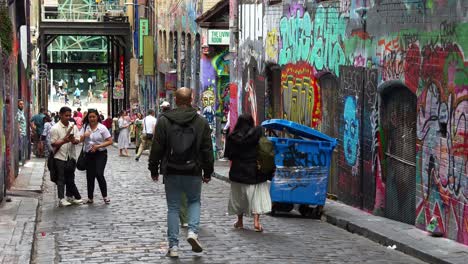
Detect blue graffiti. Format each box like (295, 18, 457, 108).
(343, 96, 359, 166)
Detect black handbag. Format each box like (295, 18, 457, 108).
(64, 158, 76, 171)
(76, 125, 87, 171)
(76, 149, 86, 171)
(47, 153, 57, 183)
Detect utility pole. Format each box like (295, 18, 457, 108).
(229, 0, 238, 78)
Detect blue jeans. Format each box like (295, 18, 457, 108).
(164, 175, 202, 248)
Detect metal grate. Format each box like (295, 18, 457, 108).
(383, 86, 417, 225)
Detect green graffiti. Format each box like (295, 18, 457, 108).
(279, 7, 346, 75)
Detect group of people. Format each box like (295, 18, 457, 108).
(40, 87, 273, 258)
(49, 107, 113, 207)
(147, 87, 273, 258)
(28, 106, 112, 159)
(114, 101, 170, 159)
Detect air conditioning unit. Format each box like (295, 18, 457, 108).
(106, 9, 125, 17)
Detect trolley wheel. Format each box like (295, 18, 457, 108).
(299, 205, 323, 219)
(273, 202, 294, 212)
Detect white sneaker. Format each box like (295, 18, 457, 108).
(181, 223, 188, 228)
(187, 231, 203, 253)
(70, 199, 83, 205)
(59, 198, 71, 207)
(166, 246, 179, 258)
(67, 197, 83, 205)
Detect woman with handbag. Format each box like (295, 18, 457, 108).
(80, 109, 113, 204)
(224, 113, 272, 232)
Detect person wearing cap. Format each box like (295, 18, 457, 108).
(159, 101, 171, 117)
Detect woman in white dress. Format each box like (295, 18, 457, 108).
(117, 110, 131, 156)
(224, 113, 272, 232)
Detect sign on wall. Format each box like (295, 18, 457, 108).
(208, 30, 230, 45)
(143, 35, 154, 76)
(139, 19, 149, 63)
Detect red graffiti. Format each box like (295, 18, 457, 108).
(404, 44, 421, 94)
(229, 83, 239, 130)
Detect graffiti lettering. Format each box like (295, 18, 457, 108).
(281, 63, 321, 128)
(278, 7, 346, 76)
(377, 37, 405, 81)
(282, 144, 328, 168)
(440, 20, 457, 39)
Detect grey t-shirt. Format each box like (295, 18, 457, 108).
(80, 123, 112, 153)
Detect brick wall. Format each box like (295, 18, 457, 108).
(234, 0, 468, 245)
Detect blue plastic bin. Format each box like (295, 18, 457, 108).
(261, 119, 337, 208)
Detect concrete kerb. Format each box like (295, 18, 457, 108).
(213, 169, 468, 264)
(0, 157, 46, 264)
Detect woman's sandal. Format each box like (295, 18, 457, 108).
(233, 222, 244, 229)
(254, 225, 264, 232)
(103, 198, 111, 204)
(86, 199, 93, 204)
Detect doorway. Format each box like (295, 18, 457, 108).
(381, 85, 417, 224)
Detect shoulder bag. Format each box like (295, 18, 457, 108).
(76, 125, 88, 171)
(47, 147, 58, 183)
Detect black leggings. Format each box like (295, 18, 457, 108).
(86, 150, 108, 199)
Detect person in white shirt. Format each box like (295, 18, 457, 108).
(135, 109, 157, 161)
(80, 109, 113, 204)
(50, 106, 83, 207)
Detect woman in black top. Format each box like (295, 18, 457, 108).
(224, 113, 272, 232)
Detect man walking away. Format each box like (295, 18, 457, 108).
(16, 100, 28, 164)
(50, 107, 83, 207)
(149, 87, 214, 258)
(30, 108, 46, 157)
(135, 109, 157, 161)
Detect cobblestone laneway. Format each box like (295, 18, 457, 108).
(33, 147, 425, 264)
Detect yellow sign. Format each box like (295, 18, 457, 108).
(143, 35, 154, 76)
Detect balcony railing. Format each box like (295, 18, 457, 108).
(42, 3, 127, 22)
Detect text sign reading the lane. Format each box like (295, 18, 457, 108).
(208, 30, 230, 45)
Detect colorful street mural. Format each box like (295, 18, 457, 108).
(232, 0, 467, 245)
(280, 62, 321, 128)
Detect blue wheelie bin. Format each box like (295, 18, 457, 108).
(261, 119, 337, 217)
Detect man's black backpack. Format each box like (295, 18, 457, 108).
(166, 120, 198, 173)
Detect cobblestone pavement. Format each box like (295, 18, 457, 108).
(33, 147, 426, 264)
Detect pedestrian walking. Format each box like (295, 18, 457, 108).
(102, 114, 113, 134)
(135, 110, 156, 161)
(30, 108, 47, 158)
(41, 114, 54, 158)
(73, 111, 83, 130)
(16, 99, 28, 164)
(80, 109, 113, 204)
(132, 112, 143, 145)
(149, 87, 214, 258)
(224, 113, 272, 232)
(50, 106, 83, 207)
(77, 108, 83, 118)
(158, 101, 188, 226)
(159, 101, 171, 117)
(118, 110, 131, 157)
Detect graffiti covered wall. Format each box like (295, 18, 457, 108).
(234, 0, 467, 244)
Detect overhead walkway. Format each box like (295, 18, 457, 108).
(37, 1, 133, 115)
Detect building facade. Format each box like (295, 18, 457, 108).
(231, 0, 467, 245)
(0, 0, 31, 201)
